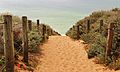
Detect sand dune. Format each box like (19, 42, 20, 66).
(33, 36, 119, 72)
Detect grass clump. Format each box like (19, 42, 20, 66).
(87, 33, 106, 59)
(28, 31, 44, 53)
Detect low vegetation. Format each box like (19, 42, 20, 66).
(0, 13, 60, 71)
(28, 30, 44, 53)
(66, 8, 120, 70)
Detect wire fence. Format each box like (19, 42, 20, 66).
(0, 43, 22, 72)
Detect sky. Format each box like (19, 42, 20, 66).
(0, 0, 120, 34)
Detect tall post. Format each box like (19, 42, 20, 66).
(4, 15, 14, 72)
(49, 29, 51, 36)
(50, 29, 53, 35)
(42, 24, 46, 36)
(46, 26, 49, 36)
(37, 19, 39, 31)
(99, 20, 103, 33)
(86, 20, 90, 33)
(75, 25, 80, 39)
(77, 26, 80, 38)
(28, 20, 32, 31)
(43, 24, 47, 40)
(22, 16, 28, 63)
(106, 23, 114, 56)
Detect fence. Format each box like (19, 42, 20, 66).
(75, 19, 116, 58)
(0, 15, 54, 72)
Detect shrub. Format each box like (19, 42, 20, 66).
(112, 8, 120, 12)
(80, 33, 93, 43)
(87, 34, 106, 59)
(66, 8, 120, 70)
(80, 31, 101, 44)
(70, 30, 79, 40)
(28, 31, 44, 53)
(91, 11, 104, 18)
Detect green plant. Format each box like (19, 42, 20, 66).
(66, 8, 120, 70)
(79, 29, 107, 61)
(70, 30, 79, 40)
(87, 43, 105, 59)
(0, 56, 5, 65)
(28, 31, 44, 53)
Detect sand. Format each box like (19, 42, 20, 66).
(33, 36, 119, 72)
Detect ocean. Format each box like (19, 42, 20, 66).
(0, 8, 87, 35)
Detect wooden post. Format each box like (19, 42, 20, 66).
(46, 27, 49, 36)
(86, 20, 90, 33)
(77, 26, 79, 38)
(42, 25, 44, 36)
(51, 29, 53, 35)
(42, 24, 46, 36)
(75, 25, 80, 39)
(48, 29, 50, 36)
(4, 15, 14, 72)
(42, 24, 47, 40)
(99, 20, 103, 33)
(106, 23, 114, 56)
(22, 16, 28, 63)
(37, 19, 39, 31)
(49, 29, 52, 36)
(48, 29, 51, 36)
(73, 25, 75, 29)
(28, 20, 32, 31)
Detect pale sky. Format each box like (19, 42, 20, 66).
(0, 0, 120, 34)
(0, 0, 119, 12)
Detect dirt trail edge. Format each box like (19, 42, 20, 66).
(34, 36, 118, 72)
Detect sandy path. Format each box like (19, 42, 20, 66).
(33, 36, 120, 72)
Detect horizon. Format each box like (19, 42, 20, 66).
(0, 0, 120, 34)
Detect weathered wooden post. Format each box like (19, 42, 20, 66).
(37, 19, 39, 31)
(73, 25, 75, 29)
(48, 29, 50, 36)
(51, 29, 53, 35)
(106, 23, 114, 56)
(28, 20, 32, 31)
(4, 15, 14, 72)
(99, 20, 103, 33)
(22, 16, 28, 63)
(45, 26, 49, 39)
(46, 26, 49, 36)
(75, 25, 80, 39)
(77, 25, 80, 39)
(70, 28, 72, 30)
(86, 20, 90, 33)
(100, 20, 103, 29)
(42, 24, 46, 36)
(49, 29, 52, 36)
(42, 24, 47, 40)
(41, 25, 44, 37)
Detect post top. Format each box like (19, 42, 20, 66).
(37, 19, 39, 21)
(108, 22, 115, 29)
(22, 16, 27, 18)
(28, 20, 32, 22)
(3, 15, 12, 17)
(87, 19, 90, 21)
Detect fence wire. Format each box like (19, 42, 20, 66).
(0, 44, 22, 72)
